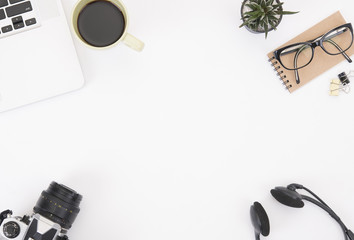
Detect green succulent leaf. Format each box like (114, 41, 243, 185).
(277, 11, 300, 15)
(245, 3, 259, 11)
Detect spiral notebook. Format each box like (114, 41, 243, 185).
(267, 11, 354, 93)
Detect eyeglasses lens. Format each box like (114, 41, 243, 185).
(279, 43, 313, 70)
(322, 26, 353, 55)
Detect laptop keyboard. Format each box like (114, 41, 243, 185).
(0, 0, 39, 38)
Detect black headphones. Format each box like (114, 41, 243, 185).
(250, 183, 354, 240)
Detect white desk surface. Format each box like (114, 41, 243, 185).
(1, 0, 354, 240)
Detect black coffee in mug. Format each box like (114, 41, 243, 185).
(77, 0, 126, 47)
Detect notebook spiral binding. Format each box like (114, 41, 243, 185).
(268, 56, 292, 91)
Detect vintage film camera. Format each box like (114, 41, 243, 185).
(0, 182, 82, 240)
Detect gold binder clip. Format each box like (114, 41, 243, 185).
(330, 79, 341, 96)
(329, 72, 351, 96)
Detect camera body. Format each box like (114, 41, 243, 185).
(0, 182, 82, 240)
(0, 212, 64, 240)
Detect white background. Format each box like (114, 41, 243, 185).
(1, 0, 354, 240)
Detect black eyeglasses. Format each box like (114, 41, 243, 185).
(272, 23, 354, 84)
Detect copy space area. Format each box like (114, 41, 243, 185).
(1, 0, 354, 240)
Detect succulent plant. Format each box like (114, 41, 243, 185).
(240, 0, 298, 38)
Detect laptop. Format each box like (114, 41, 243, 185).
(0, 0, 84, 113)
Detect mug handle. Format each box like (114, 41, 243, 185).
(123, 33, 145, 52)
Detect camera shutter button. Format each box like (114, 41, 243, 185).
(3, 221, 20, 239)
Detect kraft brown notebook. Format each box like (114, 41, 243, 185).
(267, 11, 354, 93)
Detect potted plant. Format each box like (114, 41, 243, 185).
(240, 0, 298, 38)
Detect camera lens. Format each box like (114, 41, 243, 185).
(33, 182, 83, 229)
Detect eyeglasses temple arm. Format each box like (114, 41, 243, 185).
(325, 39, 352, 63)
(293, 45, 309, 84)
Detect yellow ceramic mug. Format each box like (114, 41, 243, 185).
(72, 0, 144, 51)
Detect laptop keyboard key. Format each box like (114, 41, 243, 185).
(5, 1, 32, 17)
(25, 17, 35, 26)
(12, 15, 24, 29)
(9, 0, 24, 4)
(2, 25, 12, 33)
(13, 21, 24, 29)
(11, 15, 22, 23)
(0, 0, 8, 8)
(0, 9, 5, 20)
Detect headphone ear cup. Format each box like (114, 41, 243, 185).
(250, 202, 270, 237)
(270, 187, 304, 208)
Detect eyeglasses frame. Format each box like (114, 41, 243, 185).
(273, 23, 354, 84)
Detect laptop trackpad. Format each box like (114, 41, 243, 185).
(37, 0, 60, 20)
